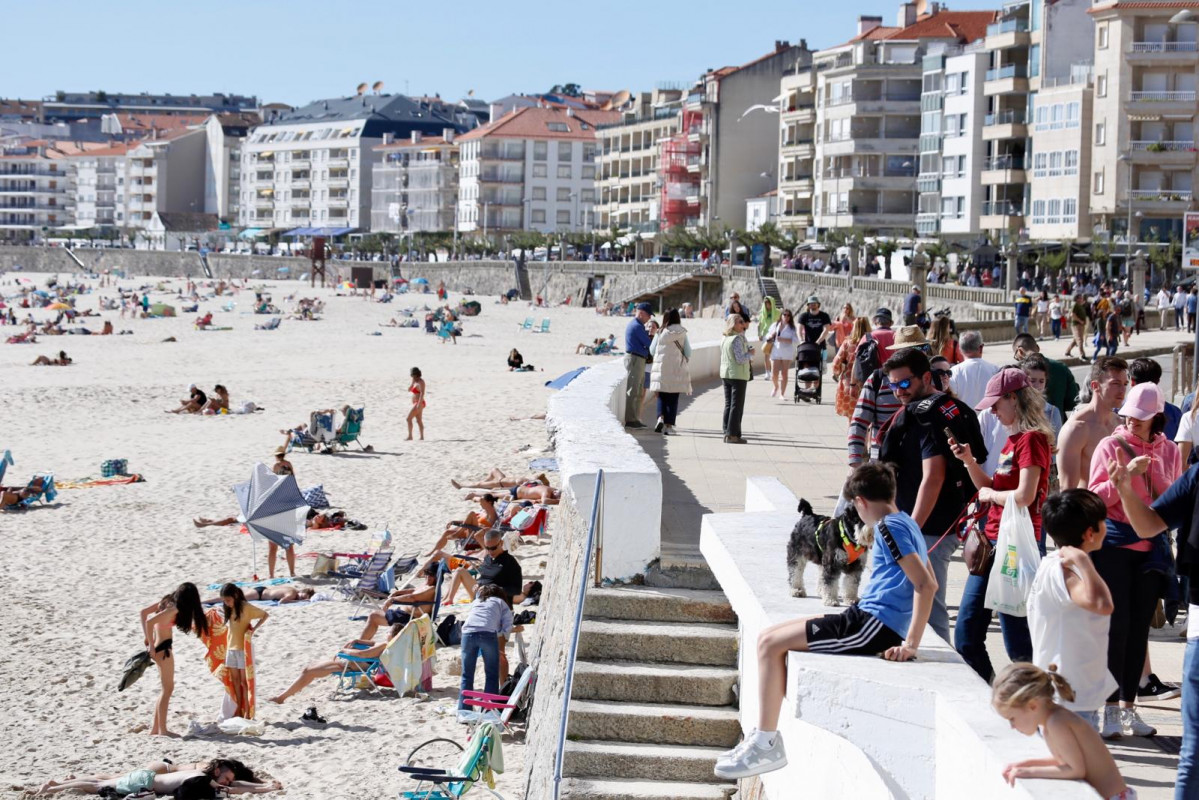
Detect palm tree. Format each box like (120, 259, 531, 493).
(876, 239, 899, 280)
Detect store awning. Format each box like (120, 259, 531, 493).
(283, 226, 357, 237)
(238, 228, 264, 239)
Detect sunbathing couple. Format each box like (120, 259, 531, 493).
(31, 350, 71, 366)
(576, 334, 617, 355)
(451, 469, 560, 505)
(168, 384, 229, 415)
(35, 758, 281, 797)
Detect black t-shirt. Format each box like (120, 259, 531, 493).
(477, 551, 523, 601)
(192, 389, 207, 407)
(881, 392, 987, 540)
(797, 310, 831, 345)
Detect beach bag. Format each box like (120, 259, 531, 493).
(438, 614, 462, 646)
(302, 485, 330, 509)
(311, 554, 337, 577)
(984, 501, 1041, 617)
(852, 334, 881, 385)
(510, 508, 538, 531)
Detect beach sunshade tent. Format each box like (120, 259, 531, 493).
(545, 367, 587, 390)
(412, 277, 429, 284)
(0, 450, 11, 484)
(233, 463, 309, 571)
(48, 302, 71, 310)
(148, 303, 176, 317)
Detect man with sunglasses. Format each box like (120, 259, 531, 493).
(878, 346, 987, 642)
(443, 528, 525, 681)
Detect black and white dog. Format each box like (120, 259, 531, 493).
(786, 498, 873, 606)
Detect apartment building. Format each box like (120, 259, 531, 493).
(72, 141, 134, 230)
(777, 66, 817, 232)
(980, 0, 1093, 240)
(121, 127, 208, 246)
(203, 114, 255, 223)
(917, 44, 990, 241)
(43, 91, 258, 122)
(812, 5, 995, 236)
(0, 140, 104, 240)
(1089, 2, 1199, 247)
(595, 89, 682, 233)
(1028, 81, 1093, 240)
(665, 41, 811, 231)
(239, 94, 466, 233)
(456, 106, 617, 234)
(371, 131, 460, 234)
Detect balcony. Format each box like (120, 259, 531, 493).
(781, 102, 816, 122)
(1129, 140, 1198, 165)
(984, 64, 1029, 95)
(980, 201, 1025, 229)
(985, 18, 1031, 50)
(327, 158, 349, 169)
(1127, 41, 1199, 65)
(824, 93, 921, 115)
(1129, 90, 1197, 114)
(479, 149, 525, 161)
(781, 138, 816, 159)
(1128, 189, 1193, 210)
(982, 109, 1028, 140)
(981, 155, 1027, 185)
(289, 159, 311, 170)
(820, 136, 918, 158)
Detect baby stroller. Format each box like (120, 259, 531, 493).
(794, 342, 824, 404)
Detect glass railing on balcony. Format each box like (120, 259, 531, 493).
(1129, 189, 1193, 201)
(984, 155, 1025, 170)
(1131, 140, 1197, 152)
(981, 201, 1024, 216)
(984, 109, 1027, 126)
(985, 64, 1028, 81)
(987, 18, 1029, 36)
(1131, 90, 1197, 102)
(1131, 41, 1199, 52)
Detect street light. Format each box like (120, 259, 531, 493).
(1118, 150, 1135, 281)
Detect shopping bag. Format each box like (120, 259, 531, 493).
(984, 501, 1041, 617)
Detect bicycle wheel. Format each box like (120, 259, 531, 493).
(404, 737, 465, 770)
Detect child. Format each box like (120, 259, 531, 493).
(1028, 490, 1116, 732)
(458, 583, 514, 712)
(714, 461, 938, 780)
(220, 583, 268, 719)
(992, 662, 1134, 798)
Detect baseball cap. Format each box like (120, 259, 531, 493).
(975, 368, 1030, 411)
(1118, 382, 1165, 421)
(873, 307, 893, 321)
(911, 285, 921, 292)
(806, 295, 820, 306)
(635, 302, 653, 313)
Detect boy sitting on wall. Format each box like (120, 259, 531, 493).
(714, 460, 938, 780)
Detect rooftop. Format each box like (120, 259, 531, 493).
(264, 94, 460, 129)
(458, 106, 620, 143)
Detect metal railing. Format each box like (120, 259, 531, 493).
(983, 154, 1025, 170)
(1131, 41, 1198, 52)
(1131, 140, 1196, 152)
(984, 109, 1027, 126)
(987, 18, 1029, 36)
(1131, 90, 1197, 102)
(981, 201, 1024, 216)
(985, 64, 1027, 81)
(1129, 189, 1193, 201)
(552, 469, 605, 800)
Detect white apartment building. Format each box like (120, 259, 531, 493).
(203, 114, 254, 224)
(72, 141, 133, 231)
(1090, 2, 1199, 249)
(457, 106, 616, 234)
(121, 127, 208, 246)
(777, 66, 817, 233)
(812, 5, 994, 236)
(371, 131, 460, 234)
(596, 89, 682, 234)
(1028, 81, 1093, 240)
(917, 44, 989, 241)
(0, 140, 103, 240)
(238, 94, 464, 234)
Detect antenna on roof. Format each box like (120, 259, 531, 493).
(356, 83, 368, 96)
(372, 81, 384, 94)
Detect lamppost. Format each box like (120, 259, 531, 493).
(1119, 150, 1135, 282)
(483, 201, 489, 241)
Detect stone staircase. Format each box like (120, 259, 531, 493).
(559, 586, 740, 800)
(515, 261, 533, 301)
(757, 274, 781, 307)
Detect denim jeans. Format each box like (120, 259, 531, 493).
(459, 632, 500, 709)
(722, 378, 747, 438)
(924, 533, 956, 643)
(1051, 318, 1061, 339)
(657, 392, 680, 425)
(1177, 636, 1199, 799)
(1014, 316, 1030, 335)
(954, 570, 1033, 682)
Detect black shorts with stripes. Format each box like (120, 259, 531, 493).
(805, 605, 901, 656)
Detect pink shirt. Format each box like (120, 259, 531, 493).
(1088, 430, 1182, 550)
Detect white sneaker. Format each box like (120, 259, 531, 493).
(1121, 707, 1157, 738)
(664, 424, 676, 435)
(713, 731, 787, 779)
(1100, 706, 1123, 740)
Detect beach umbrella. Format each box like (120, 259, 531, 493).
(546, 367, 588, 390)
(412, 277, 429, 285)
(0, 450, 11, 484)
(148, 303, 176, 317)
(48, 302, 71, 310)
(233, 463, 308, 571)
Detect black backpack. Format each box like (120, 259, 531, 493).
(852, 334, 881, 384)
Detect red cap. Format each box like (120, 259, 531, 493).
(975, 367, 1030, 411)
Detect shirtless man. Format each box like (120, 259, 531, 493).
(450, 469, 549, 490)
(1056, 356, 1128, 489)
(203, 585, 314, 605)
(464, 483, 560, 505)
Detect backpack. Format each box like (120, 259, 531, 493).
(852, 334, 881, 385)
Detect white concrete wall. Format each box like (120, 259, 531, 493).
(701, 477, 1099, 800)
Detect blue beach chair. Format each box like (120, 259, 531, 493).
(399, 721, 505, 799)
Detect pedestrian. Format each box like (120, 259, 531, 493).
(649, 308, 692, 435)
(1013, 333, 1079, 419)
(846, 324, 925, 467)
(1157, 286, 1173, 331)
(1035, 290, 1050, 339)
(1057, 357, 1129, 490)
(765, 308, 799, 399)
(1087, 382, 1182, 740)
(949, 330, 1001, 412)
(1175, 284, 1187, 331)
(1064, 293, 1090, 360)
(622, 303, 653, 429)
(406, 367, 426, 441)
(831, 316, 872, 419)
(1189, 288, 1198, 333)
(719, 314, 752, 444)
(457, 584, 513, 711)
(903, 285, 922, 326)
(1013, 287, 1032, 335)
(1048, 293, 1063, 340)
(948, 368, 1053, 680)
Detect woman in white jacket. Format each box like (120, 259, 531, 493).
(649, 308, 693, 435)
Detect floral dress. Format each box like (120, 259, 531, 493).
(831, 336, 863, 418)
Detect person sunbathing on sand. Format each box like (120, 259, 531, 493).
(459, 476, 560, 505)
(450, 469, 549, 491)
(36, 758, 281, 796)
(169, 385, 207, 414)
(422, 494, 500, 555)
(31, 350, 71, 366)
(202, 384, 230, 415)
(355, 562, 441, 641)
(268, 624, 406, 704)
(203, 585, 315, 605)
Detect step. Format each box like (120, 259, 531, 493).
(584, 587, 735, 624)
(579, 619, 737, 666)
(562, 777, 735, 800)
(563, 740, 729, 784)
(572, 660, 737, 706)
(568, 699, 741, 747)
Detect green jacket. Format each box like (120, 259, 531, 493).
(721, 334, 751, 381)
(1045, 357, 1078, 415)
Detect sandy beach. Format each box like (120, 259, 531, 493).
(0, 270, 723, 799)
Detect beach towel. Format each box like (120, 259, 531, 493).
(58, 474, 145, 490)
(527, 458, 558, 472)
(201, 607, 256, 719)
(379, 623, 423, 694)
(205, 577, 290, 591)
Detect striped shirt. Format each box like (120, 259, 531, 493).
(847, 371, 901, 466)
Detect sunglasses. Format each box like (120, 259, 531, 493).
(888, 378, 915, 391)
(932, 369, 953, 378)
(485, 544, 502, 552)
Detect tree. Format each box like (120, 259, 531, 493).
(876, 239, 899, 280)
(548, 83, 582, 98)
(1090, 240, 1112, 279)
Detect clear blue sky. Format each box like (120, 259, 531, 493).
(3, 0, 1001, 107)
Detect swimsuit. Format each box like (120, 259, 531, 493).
(410, 385, 426, 408)
(115, 769, 156, 795)
(155, 638, 173, 658)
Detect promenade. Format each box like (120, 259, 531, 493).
(636, 324, 1192, 799)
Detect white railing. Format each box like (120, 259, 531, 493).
(1131, 90, 1197, 102)
(1131, 41, 1198, 52)
(1131, 140, 1197, 152)
(1129, 189, 1193, 201)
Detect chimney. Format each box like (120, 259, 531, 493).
(898, 1, 917, 28)
(857, 16, 883, 36)
(382, 132, 393, 145)
(442, 127, 455, 143)
(566, 108, 574, 117)
(411, 131, 422, 144)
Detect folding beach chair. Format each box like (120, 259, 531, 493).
(0, 450, 11, 485)
(300, 410, 337, 452)
(399, 721, 505, 799)
(459, 662, 535, 735)
(335, 546, 395, 604)
(334, 628, 400, 694)
(531, 318, 550, 334)
(517, 317, 533, 332)
(254, 317, 281, 331)
(329, 407, 370, 452)
(425, 317, 438, 334)
(6, 473, 57, 509)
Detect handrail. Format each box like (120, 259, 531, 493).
(552, 469, 605, 800)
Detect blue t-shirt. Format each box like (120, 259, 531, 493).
(1151, 464, 1199, 603)
(1014, 295, 1032, 318)
(1188, 294, 1198, 314)
(904, 292, 920, 315)
(858, 512, 929, 637)
(624, 317, 651, 358)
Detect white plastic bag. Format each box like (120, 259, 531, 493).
(984, 500, 1041, 617)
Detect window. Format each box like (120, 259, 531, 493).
(1065, 150, 1079, 175)
(1047, 199, 1062, 224)
(532, 186, 546, 201)
(1031, 199, 1046, 225)
(533, 141, 548, 161)
(557, 141, 572, 161)
(942, 156, 956, 177)
(1064, 198, 1078, 223)
(556, 209, 571, 225)
(581, 188, 595, 203)
(546, 122, 569, 132)
(531, 208, 546, 224)
(1029, 45, 1041, 79)
(945, 73, 960, 95)
(941, 197, 958, 217)
(1094, 171, 1105, 194)
(1033, 152, 1048, 178)
(556, 187, 571, 201)
(1098, 24, 1109, 49)
(582, 165, 596, 179)
(1095, 122, 1106, 146)
(1049, 151, 1063, 177)
(1050, 104, 1064, 130)
(532, 163, 547, 178)
(557, 165, 572, 179)
(1066, 102, 1080, 128)
(1097, 75, 1108, 98)
(1035, 105, 1048, 130)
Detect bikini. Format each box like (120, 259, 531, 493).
(410, 385, 426, 408)
(155, 638, 173, 658)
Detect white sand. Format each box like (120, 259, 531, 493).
(0, 272, 725, 799)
